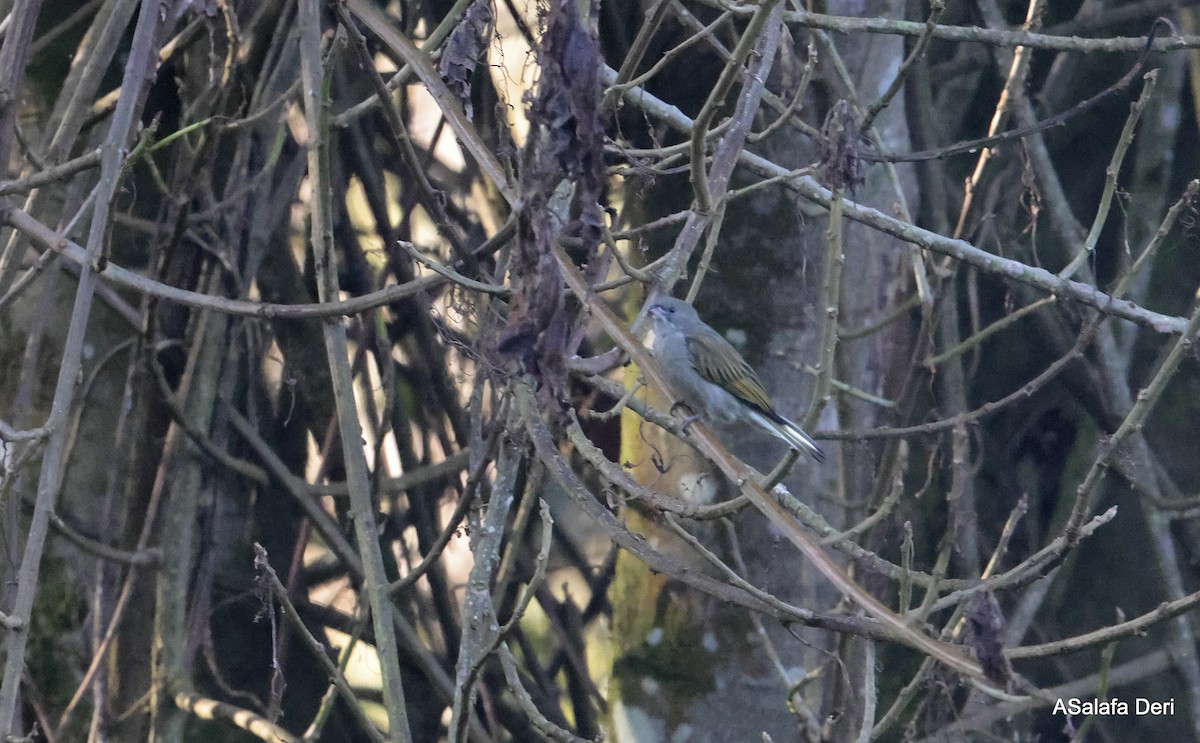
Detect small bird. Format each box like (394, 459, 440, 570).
(647, 297, 825, 463)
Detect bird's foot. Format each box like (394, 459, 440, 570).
(679, 413, 706, 433)
(668, 402, 704, 433)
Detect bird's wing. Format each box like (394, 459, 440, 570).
(685, 331, 774, 412)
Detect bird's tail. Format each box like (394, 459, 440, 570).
(751, 410, 826, 463)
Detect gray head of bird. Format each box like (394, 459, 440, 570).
(647, 297, 698, 331)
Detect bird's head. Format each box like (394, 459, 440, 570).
(647, 297, 698, 331)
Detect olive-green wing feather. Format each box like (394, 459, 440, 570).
(685, 332, 774, 412)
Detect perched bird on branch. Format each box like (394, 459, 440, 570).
(647, 297, 825, 463)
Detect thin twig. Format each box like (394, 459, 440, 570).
(297, 5, 413, 738)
